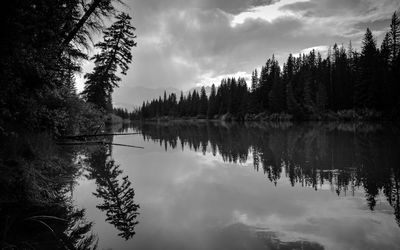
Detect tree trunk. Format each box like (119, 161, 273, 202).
(61, 0, 103, 51)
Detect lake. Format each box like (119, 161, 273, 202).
(73, 121, 400, 250)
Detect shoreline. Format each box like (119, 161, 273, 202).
(129, 109, 400, 123)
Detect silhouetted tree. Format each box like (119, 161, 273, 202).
(354, 29, 379, 109)
(199, 86, 208, 116)
(83, 13, 136, 112)
(207, 84, 218, 118)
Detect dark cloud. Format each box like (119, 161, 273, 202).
(354, 18, 392, 32)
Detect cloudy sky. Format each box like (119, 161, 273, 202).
(77, 0, 399, 92)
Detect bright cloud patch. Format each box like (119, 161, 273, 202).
(197, 71, 252, 87)
(231, 0, 308, 26)
(292, 45, 330, 58)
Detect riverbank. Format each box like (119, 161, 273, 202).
(135, 109, 399, 123)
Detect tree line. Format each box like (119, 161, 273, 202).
(136, 12, 400, 121)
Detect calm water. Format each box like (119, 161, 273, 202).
(74, 121, 400, 250)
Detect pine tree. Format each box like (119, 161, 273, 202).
(382, 33, 392, 66)
(237, 78, 249, 119)
(249, 69, 261, 113)
(190, 90, 200, 116)
(199, 86, 208, 116)
(381, 33, 392, 109)
(302, 50, 317, 110)
(83, 13, 136, 112)
(284, 54, 300, 114)
(355, 28, 379, 109)
(251, 69, 259, 92)
(207, 84, 217, 118)
(389, 12, 400, 64)
(388, 12, 400, 111)
(316, 54, 328, 111)
(259, 62, 271, 110)
(268, 59, 285, 112)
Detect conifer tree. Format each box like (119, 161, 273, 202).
(237, 78, 249, 118)
(199, 86, 208, 116)
(381, 33, 392, 109)
(83, 13, 136, 112)
(388, 12, 400, 110)
(355, 28, 379, 109)
(284, 54, 300, 113)
(251, 69, 259, 92)
(389, 12, 400, 63)
(207, 84, 217, 118)
(268, 59, 285, 112)
(316, 54, 328, 111)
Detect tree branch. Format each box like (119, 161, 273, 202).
(61, 0, 103, 52)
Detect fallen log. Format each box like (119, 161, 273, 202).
(60, 132, 141, 140)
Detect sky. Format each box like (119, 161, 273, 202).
(76, 0, 400, 92)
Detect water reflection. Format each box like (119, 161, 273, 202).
(0, 131, 139, 249)
(84, 144, 139, 240)
(0, 134, 98, 249)
(131, 121, 400, 228)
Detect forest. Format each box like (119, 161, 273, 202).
(0, 0, 136, 137)
(136, 12, 400, 121)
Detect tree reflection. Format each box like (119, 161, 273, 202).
(0, 134, 98, 249)
(0, 131, 140, 248)
(0, 201, 98, 250)
(84, 145, 139, 240)
(132, 121, 400, 227)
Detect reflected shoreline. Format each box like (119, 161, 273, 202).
(1, 121, 399, 249)
(127, 121, 400, 229)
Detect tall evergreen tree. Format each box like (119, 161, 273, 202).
(207, 84, 217, 118)
(199, 86, 208, 116)
(249, 69, 261, 113)
(316, 53, 328, 111)
(284, 54, 301, 114)
(83, 13, 136, 112)
(388, 12, 400, 111)
(381, 33, 392, 109)
(268, 59, 285, 112)
(355, 28, 379, 109)
(389, 12, 400, 63)
(237, 78, 249, 119)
